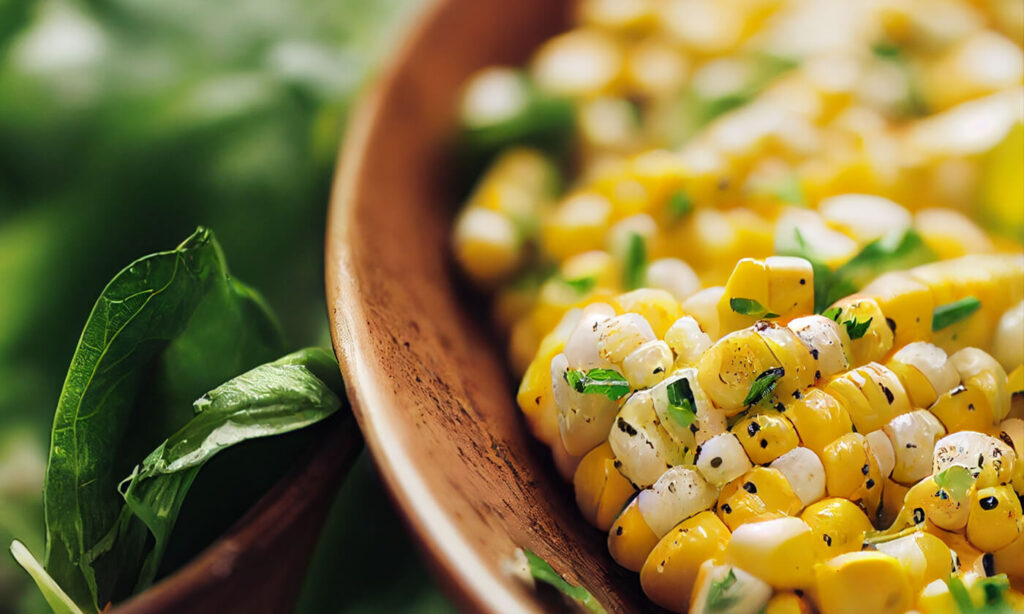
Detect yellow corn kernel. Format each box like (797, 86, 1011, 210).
(814, 551, 913, 614)
(880, 477, 911, 529)
(757, 323, 817, 395)
(993, 530, 1024, 579)
(966, 484, 1023, 553)
(915, 208, 996, 260)
(574, 442, 637, 531)
(726, 516, 819, 590)
(821, 432, 883, 509)
(640, 511, 730, 612)
(824, 363, 911, 434)
(717, 467, 802, 531)
(731, 410, 799, 465)
(540, 192, 612, 261)
(683, 286, 725, 341)
(885, 342, 959, 409)
(717, 257, 814, 335)
(697, 327, 784, 416)
(874, 531, 953, 591)
(613, 288, 684, 339)
(801, 498, 873, 560)
(930, 383, 997, 433)
(785, 389, 854, 457)
(608, 498, 659, 572)
(516, 323, 573, 446)
(452, 207, 523, 284)
(825, 297, 894, 367)
(862, 271, 935, 349)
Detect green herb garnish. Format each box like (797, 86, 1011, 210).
(706, 568, 739, 612)
(932, 297, 981, 331)
(666, 378, 697, 429)
(822, 306, 842, 321)
(744, 367, 785, 407)
(668, 191, 694, 221)
(729, 298, 780, 319)
(934, 465, 975, 501)
(947, 574, 1015, 614)
(772, 175, 805, 206)
(623, 232, 647, 290)
(523, 549, 607, 614)
(564, 368, 631, 401)
(563, 275, 597, 295)
(871, 42, 902, 59)
(842, 316, 873, 340)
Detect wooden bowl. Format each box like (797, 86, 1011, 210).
(326, 1, 653, 611)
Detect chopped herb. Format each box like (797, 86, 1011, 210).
(934, 465, 975, 501)
(666, 378, 698, 429)
(729, 297, 780, 319)
(623, 232, 647, 290)
(871, 41, 902, 59)
(744, 367, 785, 406)
(563, 275, 597, 295)
(842, 316, 873, 340)
(706, 568, 739, 611)
(523, 549, 608, 614)
(668, 191, 694, 221)
(933, 297, 981, 331)
(564, 368, 630, 401)
(947, 574, 1015, 614)
(772, 175, 805, 206)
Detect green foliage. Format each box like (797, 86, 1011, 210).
(523, 549, 607, 614)
(729, 298, 779, 319)
(744, 367, 784, 407)
(623, 233, 647, 291)
(564, 369, 631, 401)
(933, 297, 981, 331)
(666, 378, 697, 429)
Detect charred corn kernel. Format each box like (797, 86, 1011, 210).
(861, 272, 935, 349)
(933, 431, 1016, 489)
(764, 591, 812, 614)
(609, 497, 659, 572)
(640, 511, 730, 612)
(824, 297, 894, 366)
(874, 532, 953, 591)
(717, 257, 814, 334)
(717, 467, 802, 531)
(915, 208, 996, 260)
(731, 410, 799, 465)
(695, 433, 752, 487)
(552, 353, 620, 455)
(820, 194, 912, 243)
(664, 316, 712, 367)
(884, 410, 947, 485)
(821, 433, 883, 507)
(824, 363, 911, 433)
(994, 300, 1024, 372)
(638, 465, 718, 537)
(951, 348, 1011, 423)
(609, 390, 689, 488)
(563, 303, 617, 370)
(574, 442, 637, 531)
(897, 474, 974, 533)
(452, 207, 523, 284)
(689, 560, 772, 614)
(757, 323, 817, 393)
(652, 369, 725, 446)
(801, 498, 873, 559)
(531, 28, 623, 98)
(788, 315, 851, 380)
(683, 286, 725, 341)
(786, 388, 854, 457)
(966, 484, 1023, 552)
(622, 340, 673, 389)
(726, 516, 819, 589)
(771, 447, 827, 508)
(596, 312, 657, 363)
(814, 551, 913, 614)
(886, 342, 959, 408)
(541, 193, 612, 261)
(698, 326, 785, 416)
(613, 288, 685, 339)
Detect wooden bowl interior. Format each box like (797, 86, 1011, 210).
(327, 1, 655, 612)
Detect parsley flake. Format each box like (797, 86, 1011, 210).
(668, 191, 694, 221)
(729, 297, 780, 319)
(932, 297, 981, 332)
(744, 367, 785, 407)
(623, 233, 647, 290)
(564, 368, 630, 401)
(522, 549, 607, 614)
(665, 378, 697, 429)
(563, 275, 597, 295)
(706, 568, 739, 611)
(842, 316, 872, 340)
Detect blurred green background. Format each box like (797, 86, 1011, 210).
(0, 0, 453, 611)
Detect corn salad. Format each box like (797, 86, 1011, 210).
(451, 0, 1024, 611)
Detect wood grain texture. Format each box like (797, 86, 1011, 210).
(326, 1, 656, 612)
(111, 414, 362, 614)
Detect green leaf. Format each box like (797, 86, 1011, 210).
(933, 297, 981, 332)
(771, 175, 805, 206)
(564, 369, 630, 401)
(563, 276, 597, 295)
(872, 42, 903, 59)
(40, 228, 283, 609)
(623, 233, 647, 290)
(668, 191, 694, 221)
(706, 568, 739, 612)
(743, 367, 785, 407)
(934, 466, 975, 502)
(822, 307, 842, 322)
(946, 574, 1015, 614)
(523, 549, 607, 614)
(666, 378, 697, 429)
(729, 298, 779, 319)
(10, 540, 83, 614)
(117, 347, 343, 590)
(842, 316, 873, 340)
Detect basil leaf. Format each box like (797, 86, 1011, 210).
(666, 378, 697, 429)
(822, 307, 842, 322)
(932, 297, 981, 331)
(843, 316, 873, 340)
(522, 549, 607, 614)
(934, 466, 975, 501)
(706, 568, 738, 611)
(826, 229, 934, 306)
(623, 233, 647, 290)
(563, 276, 597, 295)
(564, 369, 630, 401)
(729, 298, 779, 319)
(41, 228, 283, 609)
(668, 191, 694, 221)
(117, 347, 343, 590)
(744, 367, 785, 407)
